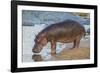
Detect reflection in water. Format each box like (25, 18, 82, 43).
(32, 54, 43, 62)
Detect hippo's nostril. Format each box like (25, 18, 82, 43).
(32, 49, 40, 53)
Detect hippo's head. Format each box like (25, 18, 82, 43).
(32, 33, 47, 53)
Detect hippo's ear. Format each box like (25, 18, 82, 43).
(37, 39, 40, 42)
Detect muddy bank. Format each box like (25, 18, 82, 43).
(50, 48, 90, 61)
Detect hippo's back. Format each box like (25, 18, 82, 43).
(40, 20, 85, 42)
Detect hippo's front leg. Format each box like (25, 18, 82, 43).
(51, 40, 56, 54)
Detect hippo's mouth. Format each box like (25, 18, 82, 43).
(32, 48, 41, 53)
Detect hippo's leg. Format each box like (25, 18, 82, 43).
(73, 40, 76, 48)
(73, 36, 82, 49)
(51, 40, 56, 54)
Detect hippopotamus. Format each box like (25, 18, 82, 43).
(32, 20, 86, 54)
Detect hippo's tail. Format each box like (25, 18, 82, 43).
(83, 32, 86, 38)
(84, 33, 86, 37)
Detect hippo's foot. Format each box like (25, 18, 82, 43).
(69, 48, 74, 50)
(51, 51, 56, 54)
(69, 47, 79, 50)
(72, 47, 79, 49)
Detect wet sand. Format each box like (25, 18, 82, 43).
(50, 48, 90, 61)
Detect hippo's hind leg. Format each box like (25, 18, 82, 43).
(51, 40, 56, 54)
(73, 36, 82, 49)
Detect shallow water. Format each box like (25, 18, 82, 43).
(22, 26, 90, 62)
